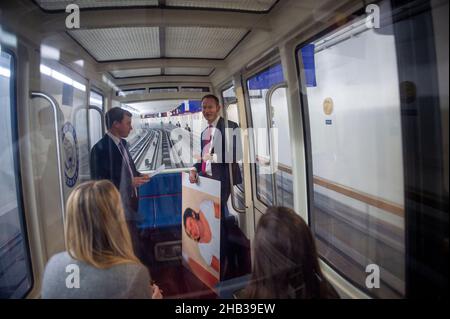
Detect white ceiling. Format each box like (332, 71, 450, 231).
(128, 99, 186, 114)
(69, 26, 247, 62)
(31, 0, 280, 82)
(165, 27, 248, 59)
(69, 27, 160, 61)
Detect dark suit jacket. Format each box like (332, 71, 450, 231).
(90, 134, 142, 218)
(194, 117, 242, 203)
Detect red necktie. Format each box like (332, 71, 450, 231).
(201, 125, 213, 174)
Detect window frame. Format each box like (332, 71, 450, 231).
(294, 4, 438, 298)
(1, 48, 34, 298)
(180, 86, 210, 93)
(148, 87, 179, 94)
(243, 60, 287, 210)
(89, 88, 105, 110)
(220, 83, 246, 214)
(88, 89, 106, 150)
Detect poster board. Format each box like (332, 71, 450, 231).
(181, 172, 221, 290)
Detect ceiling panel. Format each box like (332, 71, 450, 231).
(165, 27, 248, 59)
(34, 0, 158, 11)
(68, 27, 160, 61)
(165, 0, 278, 12)
(111, 68, 161, 78)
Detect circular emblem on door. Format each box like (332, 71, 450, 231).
(323, 97, 334, 115)
(62, 122, 79, 188)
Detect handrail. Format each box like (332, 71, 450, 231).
(256, 155, 292, 174)
(30, 92, 66, 226)
(165, 129, 185, 169)
(313, 176, 404, 217)
(277, 161, 293, 174)
(148, 131, 159, 170)
(254, 155, 404, 217)
(129, 128, 151, 153)
(152, 130, 162, 170)
(132, 129, 153, 164)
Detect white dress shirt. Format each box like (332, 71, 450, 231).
(203, 116, 220, 176)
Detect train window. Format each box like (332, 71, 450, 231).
(148, 87, 178, 93)
(222, 86, 237, 107)
(89, 90, 104, 110)
(129, 100, 203, 171)
(34, 0, 159, 11)
(89, 90, 104, 150)
(297, 13, 405, 298)
(117, 88, 146, 97)
(180, 87, 210, 93)
(165, 0, 278, 12)
(0, 51, 33, 298)
(246, 63, 293, 208)
(222, 86, 245, 212)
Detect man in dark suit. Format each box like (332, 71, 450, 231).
(189, 94, 244, 280)
(90, 107, 150, 260)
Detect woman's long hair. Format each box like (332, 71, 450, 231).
(243, 206, 338, 299)
(65, 180, 140, 268)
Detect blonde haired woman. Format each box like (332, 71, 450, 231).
(41, 180, 162, 299)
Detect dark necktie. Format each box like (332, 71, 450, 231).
(117, 141, 137, 196)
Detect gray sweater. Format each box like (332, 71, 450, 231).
(41, 251, 152, 299)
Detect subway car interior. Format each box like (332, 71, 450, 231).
(0, 0, 448, 299)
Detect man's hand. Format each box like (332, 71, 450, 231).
(189, 169, 198, 184)
(132, 175, 150, 187)
(150, 283, 163, 299)
(202, 153, 213, 162)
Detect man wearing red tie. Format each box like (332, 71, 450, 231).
(189, 94, 242, 280)
(90, 107, 150, 260)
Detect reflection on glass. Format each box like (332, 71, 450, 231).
(0, 51, 33, 299)
(247, 63, 291, 207)
(222, 84, 246, 211)
(270, 87, 293, 209)
(132, 100, 204, 171)
(299, 13, 405, 298)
